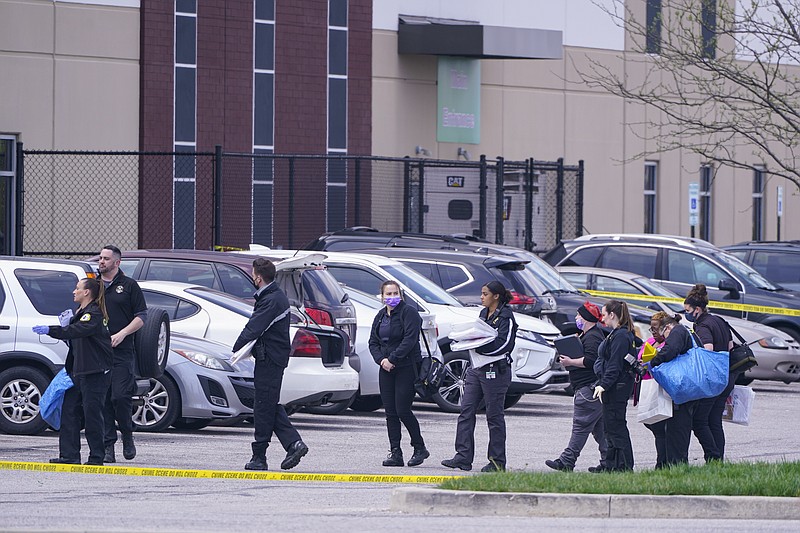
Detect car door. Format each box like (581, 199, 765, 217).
(596, 245, 659, 279)
(141, 289, 212, 338)
(661, 249, 744, 318)
(142, 259, 221, 290)
(750, 250, 800, 290)
(0, 271, 17, 353)
(594, 274, 664, 312)
(324, 265, 386, 297)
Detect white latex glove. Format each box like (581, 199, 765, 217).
(593, 385, 605, 403)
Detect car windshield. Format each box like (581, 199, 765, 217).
(506, 250, 580, 292)
(186, 287, 253, 318)
(713, 251, 780, 290)
(632, 276, 684, 312)
(382, 264, 464, 306)
(344, 287, 382, 309)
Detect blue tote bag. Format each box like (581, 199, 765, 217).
(651, 333, 729, 405)
(40, 368, 74, 430)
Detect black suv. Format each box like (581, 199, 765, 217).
(303, 228, 653, 333)
(543, 234, 800, 341)
(723, 241, 800, 292)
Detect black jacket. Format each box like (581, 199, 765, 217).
(694, 312, 732, 352)
(651, 325, 701, 367)
(475, 303, 517, 361)
(48, 302, 113, 377)
(102, 270, 147, 355)
(233, 282, 292, 368)
(368, 300, 422, 367)
(595, 327, 636, 390)
(570, 325, 606, 389)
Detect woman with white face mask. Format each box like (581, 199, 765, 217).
(368, 280, 428, 468)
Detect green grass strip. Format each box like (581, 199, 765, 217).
(439, 461, 800, 497)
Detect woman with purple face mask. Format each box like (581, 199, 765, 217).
(368, 280, 428, 468)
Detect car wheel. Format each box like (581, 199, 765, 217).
(171, 417, 212, 430)
(433, 351, 471, 413)
(304, 393, 356, 415)
(132, 375, 180, 432)
(349, 394, 383, 412)
(504, 394, 523, 409)
(0, 367, 50, 435)
(135, 308, 170, 378)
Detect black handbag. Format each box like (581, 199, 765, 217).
(727, 323, 758, 373)
(414, 333, 445, 400)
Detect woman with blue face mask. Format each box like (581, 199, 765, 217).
(368, 280, 428, 467)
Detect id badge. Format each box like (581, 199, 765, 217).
(486, 370, 496, 380)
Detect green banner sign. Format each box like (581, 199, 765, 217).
(437, 57, 480, 144)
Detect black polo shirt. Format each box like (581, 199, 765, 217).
(694, 312, 732, 351)
(103, 270, 147, 353)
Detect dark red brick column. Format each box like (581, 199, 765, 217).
(348, 0, 372, 228)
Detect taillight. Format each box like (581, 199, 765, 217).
(290, 329, 322, 357)
(305, 308, 333, 326)
(508, 291, 536, 305)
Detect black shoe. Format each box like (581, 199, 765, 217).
(84, 459, 104, 466)
(382, 447, 404, 467)
(245, 455, 268, 470)
(588, 464, 607, 473)
(480, 462, 505, 473)
(407, 447, 430, 467)
(441, 457, 472, 471)
(104, 445, 116, 464)
(122, 433, 136, 460)
(545, 458, 573, 472)
(49, 457, 79, 464)
(281, 440, 309, 470)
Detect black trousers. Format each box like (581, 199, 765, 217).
(664, 399, 697, 465)
(378, 363, 424, 450)
(60, 371, 111, 463)
(708, 373, 737, 460)
(453, 365, 511, 467)
(692, 397, 720, 461)
(645, 419, 667, 469)
(601, 380, 635, 471)
(104, 353, 136, 446)
(252, 357, 301, 457)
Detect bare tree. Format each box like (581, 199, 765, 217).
(578, 0, 800, 189)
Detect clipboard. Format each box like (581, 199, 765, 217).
(554, 335, 584, 358)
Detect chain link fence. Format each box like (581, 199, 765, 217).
(16, 148, 582, 256)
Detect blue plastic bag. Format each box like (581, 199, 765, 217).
(40, 368, 74, 430)
(651, 334, 729, 405)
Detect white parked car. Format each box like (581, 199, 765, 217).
(137, 281, 359, 411)
(244, 247, 568, 412)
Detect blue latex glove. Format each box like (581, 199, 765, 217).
(32, 325, 50, 335)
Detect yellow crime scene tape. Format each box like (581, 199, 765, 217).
(582, 289, 800, 317)
(0, 460, 458, 484)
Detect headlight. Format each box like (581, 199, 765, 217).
(758, 336, 789, 349)
(175, 350, 235, 371)
(517, 330, 549, 346)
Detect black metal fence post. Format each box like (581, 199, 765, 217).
(354, 158, 361, 226)
(496, 156, 505, 244)
(288, 157, 295, 248)
(576, 159, 585, 237)
(556, 157, 565, 243)
(403, 157, 410, 232)
(525, 157, 533, 252)
(213, 145, 222, 250)
(418, 160, 425, 234)
(479, 155, 487, 240)
(14, 142, 24, 256)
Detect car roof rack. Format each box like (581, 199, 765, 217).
(572, 233, 715, 249)
(730, 240, 800, 247)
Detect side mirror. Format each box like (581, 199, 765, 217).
(718, 278, 741, 299)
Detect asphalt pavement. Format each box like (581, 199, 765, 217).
(1, 381, 799, 531)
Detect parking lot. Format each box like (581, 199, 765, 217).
(2, 381, 800, 532)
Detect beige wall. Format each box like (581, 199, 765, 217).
(371, 30, 800, 246)
(0, 0, 140, 252)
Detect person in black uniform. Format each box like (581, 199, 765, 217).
(98, 245, 147, 463)
(546, 301, 608, 472)
(368, 280, 428, 467)
(647, 312, 702, 465)
(233, 258, 308, 471)
(34, 278, 113, 465)
(442, 281, 518, 472)
(684, 284, 734, 461)
(592, 300, 636, 472)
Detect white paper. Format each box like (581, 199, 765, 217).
(449, 319, 498, 342)
(450, 335, 497, 352)
(58, 309, 73, 328)
(230, 340, 257, 365)
(468, 350, 506, 369)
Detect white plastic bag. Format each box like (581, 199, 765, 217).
(230, 339, 257, 365)
(449, 319, 498, 351)
(722, 385, 755, 425)
(637, 379, 673, 424)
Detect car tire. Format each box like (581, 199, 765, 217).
(135, 308, 170, 379)
(304, 393, 356, 415)
(433, 351, 471, 413)
(132, 374, 180, 432)
(0, 367, 50, 435)
(349, 394, 383, 412)
(171, 417, 212, 430)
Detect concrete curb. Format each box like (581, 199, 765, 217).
(390, 487, 800, 519)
